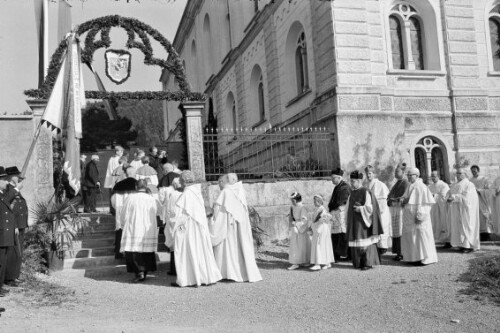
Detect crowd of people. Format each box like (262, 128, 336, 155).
(2, 142, 499, 299)
(102, 146, 262, 286)
(287, 163, 500, 271)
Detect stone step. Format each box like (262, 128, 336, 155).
(58, 253, 171, 277)
(64, 246, 116, 259)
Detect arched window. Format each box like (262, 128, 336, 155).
(388, 3, 428, 70)
(190, 40, 197, 90)
(249, 65, 266, 126)
(258, 75, 265, 121)
(295, 31, 309, 94)
(226, 92, 237, 133)
(285, 22, 311, 102)
(488, 5, 500, 72)
(389, 15, 405, 69)
(414, 136, 448, 184)
(203, 14, 214, 80)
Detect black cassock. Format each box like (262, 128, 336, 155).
(346, 187, 384, 269)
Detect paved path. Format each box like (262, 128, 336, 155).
(1, 242, 499, 333)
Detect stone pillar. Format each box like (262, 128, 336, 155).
(183, 101, 206, 181)
(26, 99, 54, 205)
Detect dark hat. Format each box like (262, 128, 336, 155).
(112, 178, 137, 192)
(350, 170, 364, 180)
(331, 168, 344, 176)
(6, 166, 21, 176)
(0, 167, 7, 179)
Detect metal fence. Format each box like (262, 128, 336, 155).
(203, 127, 335, 181)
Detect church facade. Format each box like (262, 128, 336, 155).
(161, 0, 500, 182)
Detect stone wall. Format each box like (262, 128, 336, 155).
(0, 114, 53, 215)
(203, 179, 334, 242)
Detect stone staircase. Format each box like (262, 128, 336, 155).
(59, 212, 170, 277)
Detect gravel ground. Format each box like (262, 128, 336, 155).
(0, 242, 499, 333)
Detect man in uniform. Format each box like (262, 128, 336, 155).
(0, 166, 15, 297)
(4, 167, 28, 286)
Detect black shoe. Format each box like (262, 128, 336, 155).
(0, 307, 4, 312)
(461, 248, 474, 254)
(133, 272, 145, 283)
(360, 266, 371, 271)
(393, 255, 403, 261)
(442, 243, 452, 249)
(170, 282, 180, 287)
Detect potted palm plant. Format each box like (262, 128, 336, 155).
(29, 197, 90, 271)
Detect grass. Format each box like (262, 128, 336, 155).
(9, 243, 77, 308)
(459, 252, 500, 305)
(12, 275, 77, 308)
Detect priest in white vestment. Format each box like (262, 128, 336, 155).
(104, 146, 124, 189)
(401, 168, 438, 265)
(492, 171, 500, 234)
(446, 169, 480, 252)
(470, 165, 494, 240)
(111, 165, 137, 259)
(120, 179, 160, 282)
(210, 174, 262, 282)
(365, 165, 391, 256)
(428, 171, 450, 244)
(171, 170, 222, 287)
(163, 176, 182, 276)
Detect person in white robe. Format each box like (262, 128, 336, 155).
(163, 176, 182, 276)
(428, 171, 450, 245)
(401, 168, 438, 265)
(120, 179, 160, 282)
(470, 165, 495, 241)
(170, 170, 222, 287)
(309, 195, 334, 270)
(492, 170, 500, 234)
(446, 168, 480, 252)
(110, 165, 137, 259)
(287, 192, 311, 270)
(365, 165, 391, 256)
(210, 173, 262, 282)
(104, 146, 124, 189)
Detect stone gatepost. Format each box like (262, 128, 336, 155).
(26, 99, 54, 205)
(183, 101, 206, 181)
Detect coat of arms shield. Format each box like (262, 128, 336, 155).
(105, 49, 131, 84)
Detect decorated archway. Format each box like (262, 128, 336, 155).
(25, 15, 205, 102)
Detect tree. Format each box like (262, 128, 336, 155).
(80, 102, 137, 152)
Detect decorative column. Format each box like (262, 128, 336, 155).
(183, 101, 206, 181)
(26, 99, 54, 204)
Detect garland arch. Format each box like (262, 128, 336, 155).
(25, 15, 205, 101)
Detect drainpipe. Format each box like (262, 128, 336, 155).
(440, 0, 461, 173)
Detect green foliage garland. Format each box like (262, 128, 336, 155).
(24, 15, 203, 102)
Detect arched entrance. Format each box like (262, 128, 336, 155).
(414, 136, 448, 183)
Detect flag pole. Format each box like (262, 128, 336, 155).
(20, 118, 48, 179)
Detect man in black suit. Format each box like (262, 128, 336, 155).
(83, 155, 100, 213)
(4, 167, 28, 286)
(328, 168, 351, 261)
(0, 166, 15, 297)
